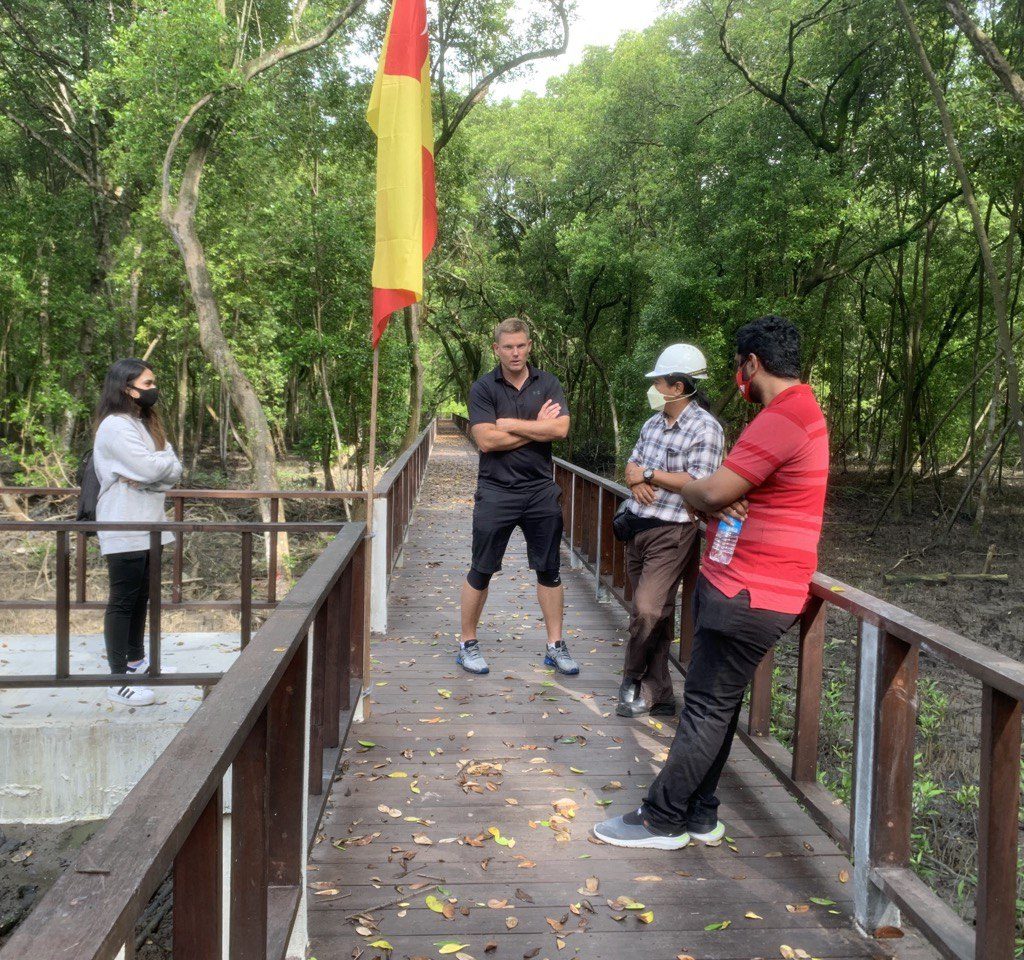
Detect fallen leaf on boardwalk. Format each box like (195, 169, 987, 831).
(435, 944, 469, 956)
(874, 926, 905, 939)
(426, 895, 446, 913)
(358, 741, 377, 748)
(413, 834, 433, 845)
(744, 911, 763, 920)
(637, 910, 654, 923)
(486, 899, 509, 909)
(633, 875, 661, 882)
(602, 781, 622, 791)
(368, 940, 393, 951)
(455, 953, 475, 960)
(780, 948, 797, 959)
(484, 943, 498, 954)
(786, 904, 809, 914)
(569, 766, 586, 774)
(556, 938, 566, 949)
(378, 805, 402, 817)
(10, 849, 33, 863)
(505, 798, 519, 805)
(523, 950, 540, 959)
(677, 955, 696, 960)
(552, 798, 579, 817)
(505, 917, 519, 930)
(514, 858, 536, 868)
(355, 925, 374, 936)
(438, 689, 452, 698)
(581, 877, 599, 894)
(595, 798, 613, 806)
(515, 888, 535, 903)
(313, 888, 340, 896)
(809, 897, 835, 906)
(411, 781, 421, 794)
(546, 917, 564, 932)
(487, 826, 515, 847)
(838, 869, 850, 883)
(704, 920, 730, 931)
(388, 772, 408, 779)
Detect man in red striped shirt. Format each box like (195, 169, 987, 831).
(595, 315, 830, 850)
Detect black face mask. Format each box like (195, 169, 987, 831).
(133, 387, 160, 409)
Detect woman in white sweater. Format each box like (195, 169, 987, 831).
(93, 359, 182, 706)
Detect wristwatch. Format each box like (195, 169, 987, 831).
(643, 467, 655, 483)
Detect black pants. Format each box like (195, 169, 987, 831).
(104, 550, 150, 674)
(642, 576, 798, 830)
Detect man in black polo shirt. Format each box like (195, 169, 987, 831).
(459, 317, 579, 677)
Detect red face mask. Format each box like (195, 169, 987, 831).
(736, 364, 753, 402)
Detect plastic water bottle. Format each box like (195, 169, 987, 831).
(709, 516, 743, 565)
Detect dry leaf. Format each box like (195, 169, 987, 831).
(744, 910, 763, 920)
(633, 875, 661, 882)
(780, 948, 797, 960)
(874, 926, 905, 939)
(838, 869, 850, 883)
(413, 834, 433, 845)
(786, 904, 809, 914)
(505, 916, 519, 930)
(487, 899, 509, 909)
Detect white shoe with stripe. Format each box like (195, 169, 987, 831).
(107, 684, 156, 706)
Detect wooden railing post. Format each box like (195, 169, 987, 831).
(267, 638, 307, 887)
(55, 530, 70, 680)
(322, 575, 345, 739)
(599, 488, 614, 594)
(172, 498, 185, 603)
(336, 562, 354, 713)
(976, 684, 1022, 959)
(149, 533, 162, 678)
(268, 499, 279, 604)
(174, 784, 223, 960)
(240, 532, 252, 649)
(851, 621, 901, 934)
(569, 475, 579, 569)
(308, 615, 326, 796)
(747, 648, 773, 737)
(230, 710, 268, 960)
(370, 495, 388, 634)
(75, 532, 87, 604)
(350, 537, 368, 682)
(792, 596, 826, 782)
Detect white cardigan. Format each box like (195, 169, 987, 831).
(93, 414, 183, 556)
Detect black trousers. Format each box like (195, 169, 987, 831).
(642, 576, 798, 830)
(104, 550, 150, 674)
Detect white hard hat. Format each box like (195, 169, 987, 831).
(646, 343, 709, 379)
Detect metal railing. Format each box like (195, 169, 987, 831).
(0, 523, 368, 960)
(452, 414, 1022, 960)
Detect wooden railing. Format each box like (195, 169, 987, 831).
(451, 415, 1021, 960)
(0, 419, 436, 638)
(0, 520, 342, 689)
(0, 522, 367, 960)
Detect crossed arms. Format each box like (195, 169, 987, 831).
(625, 459, 752, 517)
(471, 399, 570, 453)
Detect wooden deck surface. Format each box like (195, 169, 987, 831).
(307, 430, 940, 960)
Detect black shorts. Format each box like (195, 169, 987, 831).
(471, 482, 563, 575)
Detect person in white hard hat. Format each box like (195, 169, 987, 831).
(616, 343, 724, 719)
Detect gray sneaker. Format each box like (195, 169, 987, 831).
(544, 640, 580, 675)
(593, 807, 691, 850)
(456, 641, 490, 675)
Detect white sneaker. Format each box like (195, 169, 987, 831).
(107, 684, 156, 706)
(126, 657, 149, 674)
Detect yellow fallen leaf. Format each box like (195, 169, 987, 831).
(745, 910, 763, 920)
(437, 945, 469, 956)
(368, 940, 393, 951)
(313, 888, 340, 896)
(637, 910, 654, 923)
(633, 875, 661, 882)
(426, 895, 445, 913)
(388, 772, 408, 779)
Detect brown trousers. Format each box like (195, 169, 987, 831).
(623, 522, 698, 705)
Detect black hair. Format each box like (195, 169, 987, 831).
(735, 315, 801, 379)
(664, 373, 711, 412)
(95, 358, 167, 450)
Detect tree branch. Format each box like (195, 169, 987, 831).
(434, 0, 569, 154)
(943, 0, 1024, 114)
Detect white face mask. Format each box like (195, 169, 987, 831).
(647, 384, 668, 411)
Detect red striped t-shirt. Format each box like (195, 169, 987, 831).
(702, 383, 829, 614)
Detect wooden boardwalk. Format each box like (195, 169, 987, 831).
(308, 430, 939, 960)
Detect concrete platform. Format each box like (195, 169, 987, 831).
(0, 633, 238, 823)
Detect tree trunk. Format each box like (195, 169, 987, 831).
(161, 128, 279, 511)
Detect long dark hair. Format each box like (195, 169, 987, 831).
(666, 373, 712, 412)
(95, 358, 167, 451)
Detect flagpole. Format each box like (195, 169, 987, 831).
(362, 342, 380, 705)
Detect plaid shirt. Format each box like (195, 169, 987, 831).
(626, 403, 724, 523)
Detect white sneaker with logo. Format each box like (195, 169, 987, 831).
(107, 684, 156, 706)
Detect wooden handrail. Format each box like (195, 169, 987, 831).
(0, 524, 367, 960)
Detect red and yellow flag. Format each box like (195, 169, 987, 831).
(367, 0, 438, 348)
